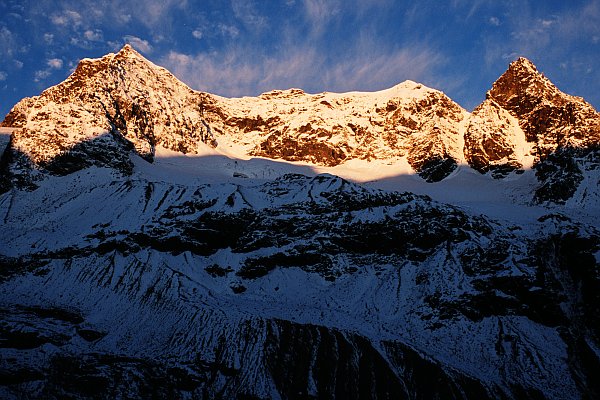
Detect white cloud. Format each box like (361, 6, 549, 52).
(231, 0, 267, 31)
(190, 15, 240, 40)
(43, 33, 54, 44)
(118, 13, 132, 24)
(84, 29, 104, 42)
(50, 10, 83, 27)
(33, 58, 64, 83)
(34, 70, 52, 82)
(540, 18, 556, 28)
(0, 27, 16, 58)
(0, 71, 7, 81)
(488, 16, 500, 26)
(217, 24, 240, 38)
(106, 40, 122, 51)
(123, 35, 153, 53)
(160, 40, 444, 98)
(47, 59, 63, 69)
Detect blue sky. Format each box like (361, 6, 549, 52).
(1, 0, 599, 119)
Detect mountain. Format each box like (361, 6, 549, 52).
(0, 46, 599, 399)
(3, 47, 599, 199)
(1, 45, 471, 187)
(464, 57, 600, 201)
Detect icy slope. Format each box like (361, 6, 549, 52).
(1, 165, 598, 398)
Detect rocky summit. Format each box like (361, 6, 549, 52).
(0, 46, 599, 399)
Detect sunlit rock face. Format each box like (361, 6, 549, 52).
(1, 47, 599, 399)
(2, 45, 468, 187)
(462, 57, 600, 201)
(2, 47, 599, 200)
(488, 58, 599, 153)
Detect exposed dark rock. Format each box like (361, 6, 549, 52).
(416, 156, 458, 182)
(265, 319, 504, 399)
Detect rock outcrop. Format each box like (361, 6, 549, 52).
(1, 45, 470, 187)
(463, 57, 600, 201)
(2, 47, 599, 200)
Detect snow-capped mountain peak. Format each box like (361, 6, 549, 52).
(2, 45, 470, 187)
(1, 47, 598, 203)
(489, 56, 567, 112)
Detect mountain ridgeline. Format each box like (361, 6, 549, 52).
(0, 46, 599, 399)
(1, 45, 599, 200)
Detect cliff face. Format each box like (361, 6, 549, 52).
(2, 47, 599, 201)
(488, 57, 599, 154)
(464, 98, 532, 178)
(463, 57, 600, 201)
(3, 46, 470, 186)
(2, 45, 218, 175)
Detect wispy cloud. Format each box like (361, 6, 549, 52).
(32, 58, 64, 83)
(488, 16, 500, 26)
(0, 71, 7, 81)
(302, 0, 341, 35)
(135, 0, 186, 26)
(0, 27, 17, 58)
(451, 0, 494, 20)
(323, 45, 445, 91)
(84, 29, 104, 42)
(217, 24, 240, 38)
(50, 10, 83, 27)
(34, 70, 51, 82)
(43, 33, 54, 44)
(190, 14, 240, 41)
(35, 0, 180, 38)
(160, 38, 444, 98)
(47, 59, 63, 69)
(231, 0, 267, 31)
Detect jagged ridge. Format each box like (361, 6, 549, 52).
(1, 46, 599, 201)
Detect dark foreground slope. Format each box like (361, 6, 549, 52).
(0, 168, 598, 399)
